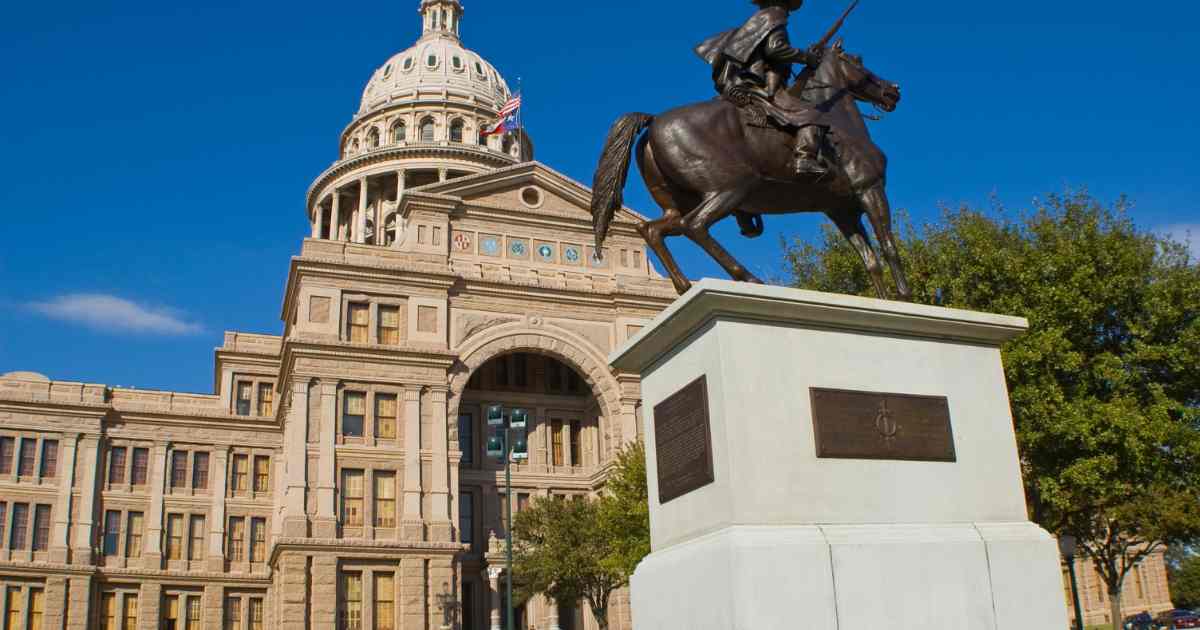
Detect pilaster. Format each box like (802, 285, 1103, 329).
(279, 554, 309, 630)
(204, 584, 225, 630)
(284, 379, 310, 537)
(142, 441, 170, 569)
(207, 447, 230, 571)
(44, 576, 67, 630)
(402, 386, 424, 540)
(50, 433, 81, 563)
(66, 575, 92, 630)
(69, 434, 101, 565)
(311, 555, 338, 630)
(315, 381, 338, 538)
(137, 582, 162, 630)
(429, 388, 451, 541)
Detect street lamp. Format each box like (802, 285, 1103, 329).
(1059, 534, 1085, 630)
(486, 404, 528, 630)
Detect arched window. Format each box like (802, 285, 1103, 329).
(449, 119, 464, 143)
(420, 117, 436, 142)
(392, 121, 406, 144)
(366, 128, 380, 149)
(350, 138, 360, 155)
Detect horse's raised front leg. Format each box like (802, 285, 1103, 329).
(860, 183, 912, 300)
(826, 210, 887, 299)
(682, 188, 763, 284)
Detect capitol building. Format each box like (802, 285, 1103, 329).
(0, 1, 1176, 629)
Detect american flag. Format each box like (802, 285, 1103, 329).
(496, 95, 521, 118)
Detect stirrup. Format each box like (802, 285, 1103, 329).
(793, 156, 827, 175)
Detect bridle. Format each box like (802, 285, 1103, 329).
(796, 51, 892, 120)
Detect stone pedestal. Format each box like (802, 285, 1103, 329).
(609, 280, 1068, 630)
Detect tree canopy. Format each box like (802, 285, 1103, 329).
(783, 191, 1200, 628)
(511, 441, 650, 630)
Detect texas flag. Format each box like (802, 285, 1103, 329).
(482, 95, 521, 136)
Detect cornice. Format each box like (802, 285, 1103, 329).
(306, 144, 517, 212)
(269, 537, 467, 565)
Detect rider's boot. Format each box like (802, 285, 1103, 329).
(792, 125, 827, 176)
(734, 211, 764, 238)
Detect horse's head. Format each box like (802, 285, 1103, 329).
(819, 39, 901, 113)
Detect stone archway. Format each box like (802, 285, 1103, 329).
(446, 323, 624, 429)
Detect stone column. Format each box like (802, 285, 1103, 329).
(312, 202, 322, 239)
(314, 382, 338, 538)
(204, 584, 225, 630)
(283, 380, 310, 537)
(70, 434, 101, 565)
(207, 447, 230, 571)
(279, 554, 309, 630)
(44, 576, 67, 630)
(66, 575, 93, 630)
(50, 433, 80, 563)
(142, 441, 170, 568)
(429, 388, 451, 540)
(438, 168, 448, 182)
(487, 567, 503, 630)
(311, 556, 338, 630)
(138, 582, 162, 630)
(401, 387, 423, 540)
(357, 177, 369, 244)
(331, 190, 342, 242)
(394, 170, 406, 249)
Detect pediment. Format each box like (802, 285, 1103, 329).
(412, 161, 645, 226)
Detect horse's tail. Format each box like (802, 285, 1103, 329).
(591, 112, 654, 250)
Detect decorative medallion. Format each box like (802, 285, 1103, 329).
(509, 238, 529, 258)
(564, 245, 582, 265)
(480, 235, 501, 257)
(536, 242, 555, 262)
(453, 232, 472, 252)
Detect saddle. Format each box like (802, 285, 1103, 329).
(724, 84, 825, 131)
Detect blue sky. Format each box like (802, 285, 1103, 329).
(1, 0, 1197, 394)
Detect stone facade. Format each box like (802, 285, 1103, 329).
(0, 2, 1176, 629)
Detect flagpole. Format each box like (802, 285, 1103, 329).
(517, 76, 523, 162)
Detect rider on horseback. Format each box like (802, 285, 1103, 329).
(696, 0, 828, 176)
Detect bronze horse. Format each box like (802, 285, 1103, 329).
(591, 40, 911, 300)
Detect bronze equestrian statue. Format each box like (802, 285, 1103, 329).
(591, 1, 912, 301)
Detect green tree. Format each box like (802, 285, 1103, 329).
(1167, 546, 1200, 609)
(511, 442, 650, 630)
(782, 191, 1200, 629)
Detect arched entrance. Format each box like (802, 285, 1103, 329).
(450, 327, 632, 630)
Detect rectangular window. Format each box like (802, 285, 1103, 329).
(123, 596, 138, 630)
(340, 573, 363, 630)
(250, 517, 266, 561)
(193, 452, 210, 490)
(552, 421, 564, 467)
(29, 589, 44, 630)
(375, 395, 398, 440)
(236, 381, 253, 416)
(254, 456, 271, 492)
(458, 413, 474, 465)
(375, 573, 395, 630)
(348, 303, 369, 343)
(258, 383, 274, 416)
(18, 438, 36, 476)
(4, 588, 20, 630)
(108, 446, 127, 484)
(171, 450, 188, 489)
(189, 515, 205, 561)
(127, 512, 144, 558)
(342, 469, 364, 527)
(165, 595, 180, 630)
(459, 492, 474, 546)
(166, 513, 184, 560)
(40, 440, 58, 478)
(187, 597, 201, 627)
(570, 422, 582, 466)
(250, 598, 264, 630)
(11, 503, 29, 549)
(32, 505, 50, 550)
(517, 492, 530, 513)
(232, 454, 248, 492)
(343, 393, 366, 437)
(228, 517, 245, 561)
(225, 597, 242, 630)
(0, 437, 12, 474)
(131, 447, 149, 485)
(0, 503, 6, 547)
(379, 306, 401, 345)
(103, 510, 121, 556)
(374, 472, 396, 528)
(499, 493, 510, 532)
(100, 593, 117, 630)
(514, 354, 529, 388)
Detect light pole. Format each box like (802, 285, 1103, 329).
(487, 405, 528, 630)
(1059, 534, 1085, 630)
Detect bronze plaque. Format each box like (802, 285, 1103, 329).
(810, 388, 956, 462)
(654, 376, 715, 504)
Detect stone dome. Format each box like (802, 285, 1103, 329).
(357, 0, 512, 118)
